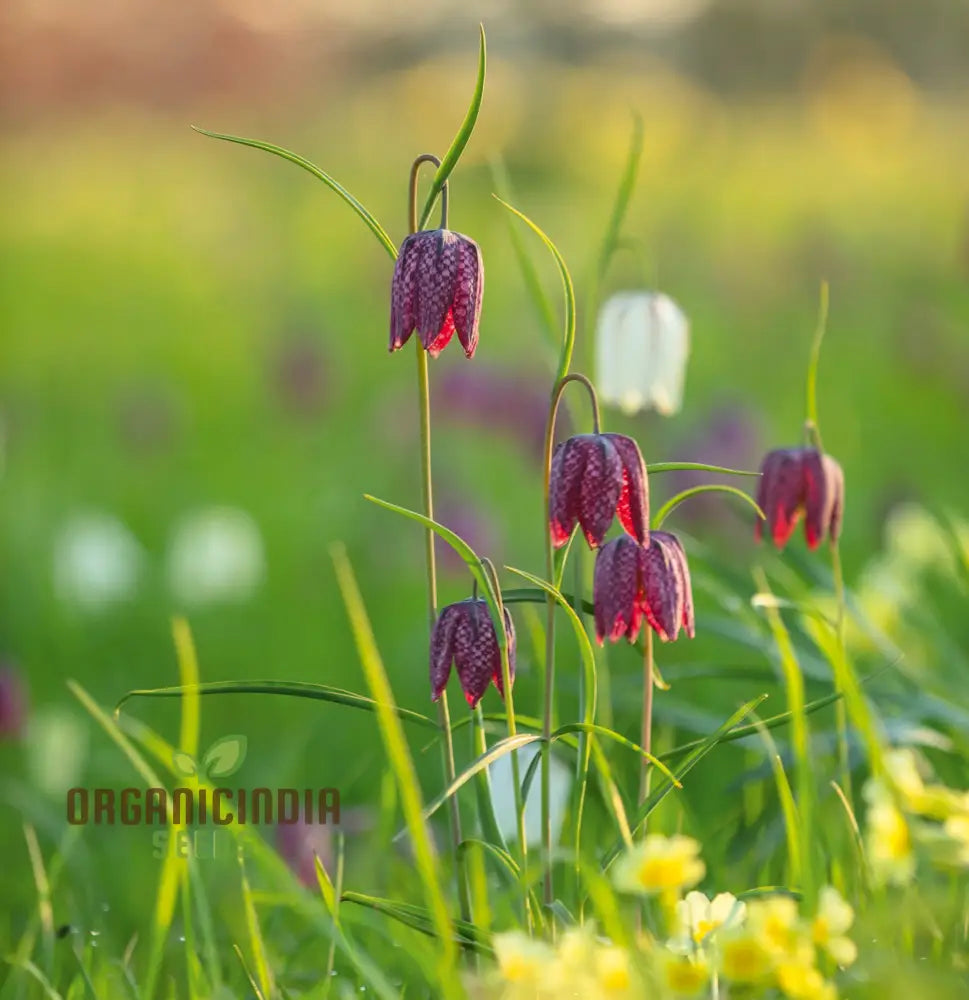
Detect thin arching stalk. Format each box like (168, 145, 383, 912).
(541, 372, 601, 908)
(408, 153, 472, 932)
(638, 628, 654, 807)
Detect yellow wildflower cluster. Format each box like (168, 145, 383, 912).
(480, 836, 857, 1000)
(863, 748, 969, 886)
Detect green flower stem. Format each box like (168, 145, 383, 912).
(803, 280, 853, 802)
(479, 559, 530, 897)
(541, 373, 601, 910)
(409, 153, 472, 935)
(638, 628, 654, 808)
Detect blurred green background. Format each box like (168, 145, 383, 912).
(1, 0, 968, 952)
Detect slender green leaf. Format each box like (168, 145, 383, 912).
(193, 127, 397, 260)
(417, 26, 487, 230)
(330, 545, 459, 982)
(341, 893, 493, 956)
(238, 853, 276, 1000)
(115, 679, 438, 732)
(493, 197, 576, 380)
(405, 734, 543, 837)
(596, 113, 644, 281)
(652, 484, 764, 530)
(550, 723, 680, 788)
(489, 157, 559, 346)
(602, 695, 767, 868)
(647, 462, 761, 477)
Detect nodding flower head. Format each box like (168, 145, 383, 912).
(755, 448, 844, 550)
(430, 598, 515, 709)
(390, 229, 483, 359)
(593, 532, 695, 644)
(549, 432, 649, 550)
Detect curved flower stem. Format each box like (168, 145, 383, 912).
(803, 280, 852, 802)
(638, 628, 654, 808)
(408, 154, 472, 933)
(540, 372, 602, 910)
(480, 558, 531, 927)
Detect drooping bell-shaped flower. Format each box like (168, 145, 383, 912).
(755, 447, 844, 550)
(593, 532, 695, 644)
(430, 598, 515, 708)
(549, 432, 649, 549)
(595, 292, 690, 416)
(390, 229, 483, 359)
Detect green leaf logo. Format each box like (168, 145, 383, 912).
(202, 735, 247, 779)
(172, 751, 197, 777)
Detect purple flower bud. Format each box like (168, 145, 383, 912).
(430, 598, 515, 709)
(549, 433, 649, 549)
(593, 532, 694, 644)
(755, 447, 845, 550)
(389, 229, 483, 359)
(0, 663, 27, 740)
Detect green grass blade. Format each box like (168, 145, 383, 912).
(417, 25, 486, 230)
(238, 852, 276, 1000)
(21, 824, 54, 978)
(489, 157, 559, 347)
(646, 462, 761, 476)
(341, 893, 493, 955)
(550, 723, 680, 788)
(493, 197, 576, 380)
(652, 484, 765, 530)
(192, 127, 397, 260)
(232, 945, 265, 1000)
(330, 545, 459, 987)
(115, 679, 438, 732)
(658, 688, 844, 759)
(602, 695, 767, 868)
(405, 733, 543, 836)
(755, 718, 804, 891)
(596, 113, 644, 282)
(753, 569, 814, 899)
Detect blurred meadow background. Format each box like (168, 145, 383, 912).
(2, 0, 969, 984)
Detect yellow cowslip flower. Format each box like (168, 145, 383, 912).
(746, 897, 811, 961)
(594, 945, 636, 996)
(943, 812, 969, 866)
(718, 927, 774, 985)
(776, 960, 837, 1000)
(883, 748, 961, 819)
(612, 835, 706, 898)
(657, 950, 710, 998)
(675, 890, 746, 946)
(811, 887, 857, 967)
(493, 931, 556, 987)
(864, 781, 916, 887)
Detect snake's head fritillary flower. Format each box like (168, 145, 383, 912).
(593, 531, 695, 645)
(389, 229, 483, 359)
(595, 291, 690, 416)
(549, 432, 649, 549)
(430, 598, 515, 708)
(754, 448, 845, 550)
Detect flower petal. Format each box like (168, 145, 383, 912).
(549, 437, 586, 548)
(429, 603, 460, 701)
(389, 233, 420, 352)
(603, 432, 650, 545)
(577, 435, 623, 548)
(452, 236, 484, 359)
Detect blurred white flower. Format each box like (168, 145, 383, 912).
(166, 506, 265, 606)
(26, 705, 89, 797)
(488, 743, 570, 846)
(53, 512, 144, 612)
(595, 291, 690, 416)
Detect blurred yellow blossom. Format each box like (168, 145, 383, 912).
(812, 887, 857, 967)
(492, 931, 555, 989)
(865, 779, 916, 887)
(594, 945, 636, 996)
(776, 959, 838, 1000)
(718, 928, 774, 985)
(613, 835, 706, 897)
(657, 951, 710, 998)
(747, 896, 809, 960)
